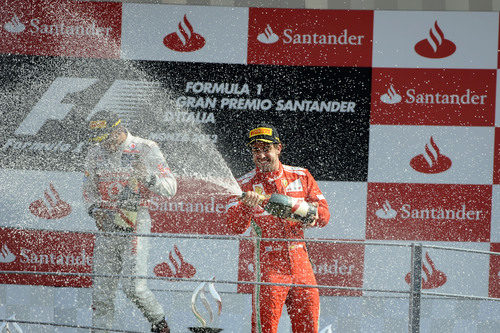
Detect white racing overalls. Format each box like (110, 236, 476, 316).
(83, 132, 177, 331)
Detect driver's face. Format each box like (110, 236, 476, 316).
(102, 128, 124, 152)
(250, 141, 281, 172)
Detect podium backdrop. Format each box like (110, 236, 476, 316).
(0, 1, 498, 331)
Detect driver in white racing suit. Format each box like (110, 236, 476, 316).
(83, 111, 176, 333)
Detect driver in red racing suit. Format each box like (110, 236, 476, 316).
(83, 111, 176, 333)
(225, 124, 330, 333)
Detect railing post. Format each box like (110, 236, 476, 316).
(408, 243, 423, 333)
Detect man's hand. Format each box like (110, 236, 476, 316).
(132, 161, 148, 182)
(303, 202, 319, 229)
(93, 210, 108, 231)
(241, 191, 264, 208)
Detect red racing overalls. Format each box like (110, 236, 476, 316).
(226, 162, 330, 333)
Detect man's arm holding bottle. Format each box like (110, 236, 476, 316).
(224, 188, 256, 234)
(236, 171, 330, 229)
(136, 142, 177, 199)
(305, 169, 330, 228)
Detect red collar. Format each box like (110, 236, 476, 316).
(255, 162, 283, 182)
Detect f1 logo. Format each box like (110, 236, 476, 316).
(14, 77, 98, 135)
(13, 77, 162, 137)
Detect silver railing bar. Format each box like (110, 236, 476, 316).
(0, 318, 142, 332)
(0, 225, 417, 248)
(420, 291, 500, 301)
(3, 226, 498, 256)
(422, 243, 500, 256)
(2, 269, 499, 301)
(408, 243, 423, 333)
(0, 270, 410, 294)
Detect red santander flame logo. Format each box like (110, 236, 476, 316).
(4, 14, 25, 33)
(414, 21, 456, 58)
(410, 136, 452, 174)
(405, 252, 447, 289)
(163, 15, 205, 52)
(257, 24, 279, 44)
(375, 200, 397, 219)
(154, 245, 196, 278)
(0, 243, 16, 263)
(380, 84, 402, 104)
(29, 183, 71, 219)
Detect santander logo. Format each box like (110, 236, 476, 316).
(312, 259, 354, 276)
(257, 24, 279, 44)
(163, 15, 205, 52)
(380, 84, 402, 104)
(375, 200, 397, 219)
(374, 201, 484, 221)
(0, 243, 16, 263)
(29, 183, 72, 219)
(3, 14, 113, 37)
(405, 252, 447, 289)
(410, 137, 452, 174)
(154, 245, 196, 278)
(414, 21, 456, 59)
(4, 14, 25, 33)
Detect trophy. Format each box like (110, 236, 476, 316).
(0, 314, 23, 333)
(189, 279, 223, 332)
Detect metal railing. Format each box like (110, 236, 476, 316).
(0, 227, 499, 332)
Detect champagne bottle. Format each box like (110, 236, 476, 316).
(114, 178, 140, 231)
(241, 192, 317, 225)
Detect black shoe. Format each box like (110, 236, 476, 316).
(151, 318, 170, 333)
